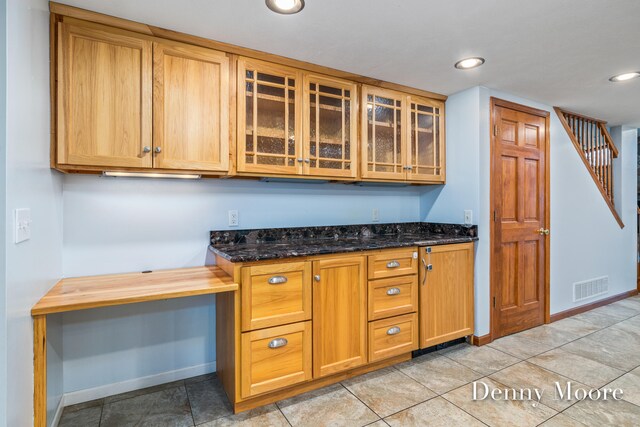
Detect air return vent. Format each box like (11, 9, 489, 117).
(573, 276, 609, 302)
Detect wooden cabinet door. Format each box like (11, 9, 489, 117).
(313, 255, 367, 377)
(57, 22, 152, 168)
(406, 96, 445, 183)
(153, 41, 229, 171)
(361, 86, 407, 181)
(419, 243, 474, 348)
(303, 75, 358, 178)
(237, 58, 303, 175)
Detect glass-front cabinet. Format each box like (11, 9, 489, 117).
(361, 87, 405, 180)
(237, 58, 358, 179)
(361, 86, 445, 183)
(304, 75, 358, 178)
(407, 96, 445, 182)
(237, 58, 303, 175)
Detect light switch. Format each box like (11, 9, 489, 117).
(464, 210, 473, 225)
(372, 208, 380, 222)
(14, 208, 31, 243)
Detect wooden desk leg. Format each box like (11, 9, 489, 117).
(33, 315, 47, 427)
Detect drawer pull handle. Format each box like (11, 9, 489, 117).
(268, 276, 288, 285)
(268, 338, 288, 349)
(386, 287, 401, 296)
(386, 260, 400, 269)
(387, 326, 401, 336)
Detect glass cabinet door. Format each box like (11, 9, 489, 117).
(303, 75, 357, 178)
(237, 58, 302, 175)
(407, 96, 445, 182)
(361, 86, 406, 180)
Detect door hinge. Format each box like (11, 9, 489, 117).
(493, 296, 496, 308)
(493, 210, 496, 222)
(494, 125, 498, 136)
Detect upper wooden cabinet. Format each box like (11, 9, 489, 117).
(52, 13, 446, 182)
(153, 41, 229, 171)
(303, 75, 358, 178)
(361, 86, 445, 183)
(237, 58, 358, 179)
(237, 58, 302, 175)
(56, 21, 230, 173)
(57, 22, 153, 168)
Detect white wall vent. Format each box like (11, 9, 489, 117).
(573, 276, 609, 302)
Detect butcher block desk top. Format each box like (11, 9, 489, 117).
(31, 266, 238, 316)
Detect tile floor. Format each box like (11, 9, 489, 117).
(59, 295, 640, 427)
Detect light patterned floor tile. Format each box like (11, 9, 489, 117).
(560, 336, 640, 371)
(197, 404, 289, 427)
(384, 396, 484, 427)
(603, 366, 640, 407)
(397, 354, 482, 394)
(440, 343, 520, 375)
(489, 361, 589, 411)
(546, 317, 602, 338)
(488, 333, 556, 359)
(342, 367, 435, 417)
(443, 378, 557, 427)
(539, 413, 588, 426)
(562, 397, 640, 427)
(528, 348, 625, 388)
(277, 384, 379, 427)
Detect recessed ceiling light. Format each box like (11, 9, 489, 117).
(609, 72, 640, 82)
(266, 0, 305, 14)
(454, 57, 485, 70)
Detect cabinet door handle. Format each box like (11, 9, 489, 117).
(386, 260, 400, 269)
(154, 147, 162, 154)
(268, 338, 288, 349)
(314, 275, 321, 282)
(268, 275, 287, 285)
(387, 326, 401, 335)
(142, 146, 151, 153)
(386, 287, 401, 296)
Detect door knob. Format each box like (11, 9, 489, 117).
(537, 228, 550, 235)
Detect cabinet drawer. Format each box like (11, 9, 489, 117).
(368, 313, 418, 362)
(241, 261, 311, 331)
(368, 249, 418, 280)
(241, 321, 312, 398)
(368, 275, 418, 321)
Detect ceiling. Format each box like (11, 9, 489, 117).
(59, 0, 640, 127)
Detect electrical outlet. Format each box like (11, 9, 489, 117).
(372, 208, 380, 222)
(14, 208, 31, 243)
(228, 210, 239, 227)
(464, 210, 473, 225)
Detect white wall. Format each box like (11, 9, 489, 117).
(5, 1, 64, 426)
(61, 176, 423, 396)
(423, 86, 638, 336)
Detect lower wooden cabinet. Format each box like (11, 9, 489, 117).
(312, 255, 367, 378)
(241, 261, 311, 331)
(215, 243, 474, 412)
(368, 313, 418, 362)
(419, 242, 475, 348)
(240, 321, 312, 398)
(368, 275, 418, 321)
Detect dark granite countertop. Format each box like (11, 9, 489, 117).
(209, 222, 478, 263)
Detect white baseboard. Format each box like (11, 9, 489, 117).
(51, 395, 65, 427)
(63, 362, 216, 407)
